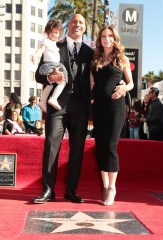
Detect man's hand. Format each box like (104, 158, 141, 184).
(48, 67, 65, 84)
(111, 80, 127, 99)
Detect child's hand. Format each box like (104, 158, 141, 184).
(30, 55, 35, 64)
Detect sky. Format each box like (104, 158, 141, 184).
(48, 0, 163, 76)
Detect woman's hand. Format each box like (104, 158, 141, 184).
(111, 80, 127, 99)
(140, 117, 146, 123)
(48, 67, 65, 84)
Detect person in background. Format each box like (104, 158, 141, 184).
(0, 111, 4, 134)
(32, 14, 94, 204)
(139, 94, 150, 139)
(22, 96, 41, 133)
(3, 110, 25, 135)
(120, 92, 131, 138)
(4, 92, 22, 120)
(33, 120, 45, 136)
(142, 87, 163, 140)
(31, 19, 68, 112)
(128, 97, 142, 139)
(90, 25, 134, 206)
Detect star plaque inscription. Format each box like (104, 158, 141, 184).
(24, 211, 150, 234)
(0, 154, 17, 186)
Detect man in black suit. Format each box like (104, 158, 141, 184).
(33, 14, 94, 204)
(146, 87, 163, 140)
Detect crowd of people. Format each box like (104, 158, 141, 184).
(1, 14, 163, 207)
(0, 93, 44, 136)
(127, 87, 163, 141)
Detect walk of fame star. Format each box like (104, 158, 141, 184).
(24, 211, 150, 234)
(0, 156, 12, 171)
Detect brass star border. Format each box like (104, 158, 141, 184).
(24, 211, 150, 234)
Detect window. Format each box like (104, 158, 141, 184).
(14, 87, 20, 96)
(38, 24, 43, 34)
(31, 23, 35, 32)
(5, 37, 11, 46)
(15, 37, 22, 47)
(37, 40, 42, 48)
(4, 87, 10, 97)
(31, 6, 35, 16)
(30, 72, 35, 81)
(30, 39, 35, 48)
(16, 4, 22, 14)
(6, 4, 12, 13)
(5, 54, 11, 63)
(15, 54, 21, 64)
(4, 70, 11, 80)
(5, 20, 12, 30)
(30, 88, 34, 96)
(15, 21, 22, 30)
(37, 89, 42, 97)
(15, 70, 21, 80)
(38, 9, 42, 18)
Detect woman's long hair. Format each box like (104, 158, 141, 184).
(10, 92, 22, 106)
(91, 25, 125, 71)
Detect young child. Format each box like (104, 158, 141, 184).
(33, 120, 45, 136)
(31, 19, 68, 112)
(3, 110, 25, 135)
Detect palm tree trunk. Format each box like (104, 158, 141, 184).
(91, 0, 98, 41)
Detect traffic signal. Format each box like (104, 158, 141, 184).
(104, 0, 109, 5)
(104, 10, 108, 19)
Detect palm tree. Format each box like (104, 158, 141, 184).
(142, 70, 163, 89)
(48, 0, 105, 40)
(158, 70, 163, 81)
(142, 71, 156, 87)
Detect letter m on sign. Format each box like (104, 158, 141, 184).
(126, 10, 137, 23)
(122, 8, 139, 25)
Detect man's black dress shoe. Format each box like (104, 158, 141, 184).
(64, 191, 84, 203)
(32, 190, 55, 204)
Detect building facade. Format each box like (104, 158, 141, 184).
(0, 0, 49, 105)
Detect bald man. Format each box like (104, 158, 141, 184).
(33, 14, 94, 204)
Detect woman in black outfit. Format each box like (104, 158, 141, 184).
(90, 25, 134, 206)
(139, 94, 150, 139)
(4, 92, 22, 120)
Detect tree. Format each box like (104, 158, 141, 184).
(142, 70, 163, 87)
(142, 71, 155, 87)
(48, 0, 105, 40)
(158, 70, 163, 81)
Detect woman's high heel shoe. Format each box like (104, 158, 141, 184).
(102, 187, 116, 206)
(102, 187, 108, 204)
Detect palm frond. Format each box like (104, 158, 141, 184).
(48, 0, 108, 39)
